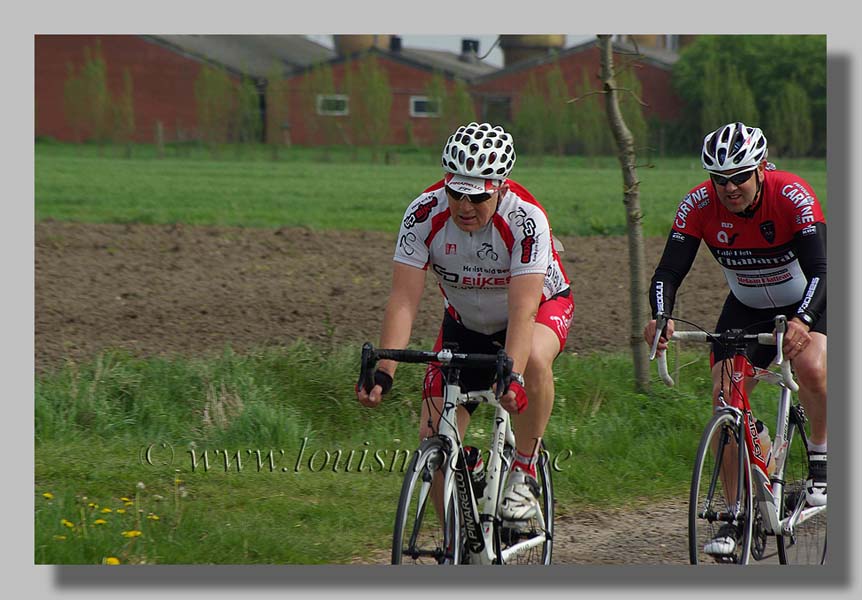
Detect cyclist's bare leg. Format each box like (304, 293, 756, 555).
(513, 323, 561, 460)
(419, 396, 471, 527)
(790, 332, 827, 446)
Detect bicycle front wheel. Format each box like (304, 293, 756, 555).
(689, 411, 753, 565)
(392, 437, 460, 565)
(777, 407, 827, 565)
(495, 442, 554, 565)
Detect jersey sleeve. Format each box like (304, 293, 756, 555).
(508, 203, 552, 277)
(393, 194, 436, 269)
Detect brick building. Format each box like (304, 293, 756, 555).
(35, 34, 687, 148)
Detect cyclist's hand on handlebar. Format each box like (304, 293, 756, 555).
(356, 369, 393, 408)
(501, 379, 528, 414)
(643, 318, 675, 353)
(782, 317, 812, 361)
(356, 383, 384, 408)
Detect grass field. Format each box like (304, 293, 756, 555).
(34, 142, 821, 563)
(35, 142, 827, 237)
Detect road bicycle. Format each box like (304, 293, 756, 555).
(358, 342, 554, 565)
(650, 313, 826, 565)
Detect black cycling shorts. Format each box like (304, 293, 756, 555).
(711, 292, 827, 368)
(423, 311, 507, 415)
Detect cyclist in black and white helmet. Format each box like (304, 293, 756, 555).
(358, 122, 574, 524)
(644, 121, 827, 557)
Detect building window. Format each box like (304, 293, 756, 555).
(316, 94, 349, 116)
(409, 96, 440, 118)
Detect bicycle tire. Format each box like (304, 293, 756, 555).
(391, 437, 460, 565)
(776, 409, 827, 565)
(689, 411, 754, 565)
(494, 442, 554, 565)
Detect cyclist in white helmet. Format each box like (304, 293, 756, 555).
(643, 121, 827, 557)
(357, 122, 574, 523)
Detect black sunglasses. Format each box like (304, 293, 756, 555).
(710, 168, 756, 187)
(445, 186, 494, 204)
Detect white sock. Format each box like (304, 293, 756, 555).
(808, 441, 827, 454)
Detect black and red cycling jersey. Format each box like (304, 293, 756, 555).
(649, 165, 827, 327)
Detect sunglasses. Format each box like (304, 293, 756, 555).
(445, 186, 494, 204)
(710, 168, 756, 187)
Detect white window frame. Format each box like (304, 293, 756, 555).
(409, 95, 441, 118)
(316, 94, 349, 116)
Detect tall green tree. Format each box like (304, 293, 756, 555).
(265, 63, 289, 159)
(700, 60, 759, 134)
(346, 54, 392, 160)
(194, 64, 234, 156)
(571, 71, 612, 156)
(672, 35, 826, 155)
(544, 64, 573, 155)
(513, 73, 547, 157)
(766, 80, 813, 157)
(302, 61, 341, 154)
(111, 69, 135, 156)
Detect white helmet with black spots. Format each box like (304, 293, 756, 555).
(701, 122, 768, 174)
(441, 122, 516, 181)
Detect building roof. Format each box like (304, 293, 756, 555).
(142, 35, 336, 80)
(472, 37, 679, 84)
(394, 46, 499, 80)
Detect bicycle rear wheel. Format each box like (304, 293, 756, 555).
(495, 442, 554, 565)
(689, 411, 753, 565)
(777, 406, 827, 564)
(392, 437, 460, 565)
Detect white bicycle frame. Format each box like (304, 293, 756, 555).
(436, 382, 549, 565)
(654, 317, 826, 540)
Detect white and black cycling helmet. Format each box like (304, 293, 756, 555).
(442, 122, 516, 185)
(701, 122, 768, 174)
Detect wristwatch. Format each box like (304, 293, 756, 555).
(510, 371, 525, 386)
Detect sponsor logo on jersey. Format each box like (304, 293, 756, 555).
(717, 230, 739, 246)
(403, 197, 438, 229)
(655, 281, 665, 314)
(509, 207, 538, 264)
(801, 225, 818, 236)
(782, 183, 818, 225)
(799, 277, 819, 312)
(671, 231, 686, 243)
(445, 243, 457, 255)
(477, 242, 498, 261)
(399, 232, 417, 256)
(760, 220, 776, 244)
(715, 249, 796, 268)
(675, 186, 708, 229)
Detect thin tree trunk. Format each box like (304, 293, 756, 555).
(598, 35, 650, 392)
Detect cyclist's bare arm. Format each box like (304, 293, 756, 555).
(501, 272, 544, 413)
(357, 262, 426, 407)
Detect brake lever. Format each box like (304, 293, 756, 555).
(358, 342, 377, 393)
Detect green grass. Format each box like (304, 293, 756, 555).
(34, 342, 785, 564)
(34, 142, 827, 237)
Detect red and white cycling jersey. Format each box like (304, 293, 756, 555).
(394, 178, 570, 335)
(672, 168, 825, 309)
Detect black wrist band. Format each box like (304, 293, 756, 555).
(374, 370, 393, 395)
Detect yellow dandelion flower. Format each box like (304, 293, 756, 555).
(121, 530, 142, 538)
(146, 514, 160, 521)
(88, 502, 98, 509)
(61, 519, 75, 528)
(42, 492, 54, 500)
(104, 557, 121, 565)
(53, 535, 67, 541)
(94, 519, 107, 525)
(116, 508, 126, 514)
(120, 497, 131, 502)
(100, 507, 112, 513)
(124, 501, 134, 507)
